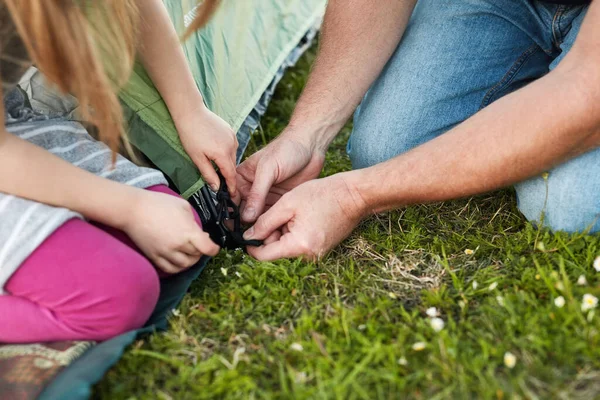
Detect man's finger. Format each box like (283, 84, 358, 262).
(190, 231, 220, 256)
(242, 162, 278, 222)
(236, 155, 261, 208)
(236, 173, 253, 200)
(246, 230, 280, 253)
(194, 156, 220, 191)
(265, 192, 283, 208)
(244, 200, 293, 241)
(247, 232, 305, 261)
(263, 230, 282, 245)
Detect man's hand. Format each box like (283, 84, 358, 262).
(236, 0, 416, 224)
(242, 173, 367, 261)
(237, 132, 325, 222)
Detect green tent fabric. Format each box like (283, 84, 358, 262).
(121, 0, 326, 198)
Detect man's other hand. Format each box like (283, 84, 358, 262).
(242, 173, 367, 261)
(237, 132, 325, 223)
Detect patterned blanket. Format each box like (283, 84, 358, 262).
(0, 342, 95, 399)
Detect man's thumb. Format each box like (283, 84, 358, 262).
(242, 164, 277, 222)
(244, 200, 292, 241)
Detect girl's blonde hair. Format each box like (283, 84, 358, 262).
(2, 0, 220, 152)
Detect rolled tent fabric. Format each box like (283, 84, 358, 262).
(120, 0, 326, 198)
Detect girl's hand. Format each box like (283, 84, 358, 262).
(122, 190, 220, 274)
(176, 105, 239, 196)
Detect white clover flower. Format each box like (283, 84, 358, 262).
(397, 357, 408, 366)
(496, 296, 505, 307)
(504, 352, 517, 369)
(290, 343, 304, 352)
(464, 249, 474, 255)
(554, 296, 565, 308)
(412, 342, 426, 351)
(295, 371, 308, 383)
(488, 282, 498, 291)
(220, 268, 228, 276)
(582, 294, 598, 312)
(426, 307, 439, 318)
(472, 281, 479, 290)
(430, 317, 445, 332)
(577, 275, 588, 286)
(594, 256, 600, 272)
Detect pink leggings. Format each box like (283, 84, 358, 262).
(0, 185, 199, 344)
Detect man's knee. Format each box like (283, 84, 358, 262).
(516, 150, 600, 233)
(348, 96, 432, 170)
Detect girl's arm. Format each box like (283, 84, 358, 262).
(0, 128, 139, 228)
(0, 128, 219, 272)
(136, 0, 238, 194)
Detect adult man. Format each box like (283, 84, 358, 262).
(237, 0, 600, 261)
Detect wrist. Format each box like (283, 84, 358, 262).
(105, 185, 147, 232)
(343, 165, 402, 216)
(338, 170, 372, 220)
(282, 123, 337, 156)
(166, 90, 207, 125)
(286, 114, 343, 154)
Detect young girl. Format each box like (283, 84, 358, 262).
(0, 0, 233, 343)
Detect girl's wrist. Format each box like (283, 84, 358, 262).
(89, 183, 146, 232)
(166, 89, 206, 124)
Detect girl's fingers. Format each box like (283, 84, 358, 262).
(194, 156, 220, 191)
(189, 231, 220, 256)
(154, 256, 182, 275)
(166, 251, 199, 269)
(181, 241, 201, 255)
(215, 155, 237, 196)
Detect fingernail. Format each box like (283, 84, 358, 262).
(243, 227, 254, 240)
(243, 208, 255, 220)
(210, 183, 218, 191)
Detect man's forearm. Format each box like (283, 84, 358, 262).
(288, 0, 417, 151)
(349, 53, 600, 215)
(137, 0, 205, 119)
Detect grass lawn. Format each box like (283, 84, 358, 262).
(96, 46, 600, 399)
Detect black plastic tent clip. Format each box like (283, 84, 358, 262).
(189, 171, 263, 251)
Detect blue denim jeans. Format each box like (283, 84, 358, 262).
(348, 0, 599, 233)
